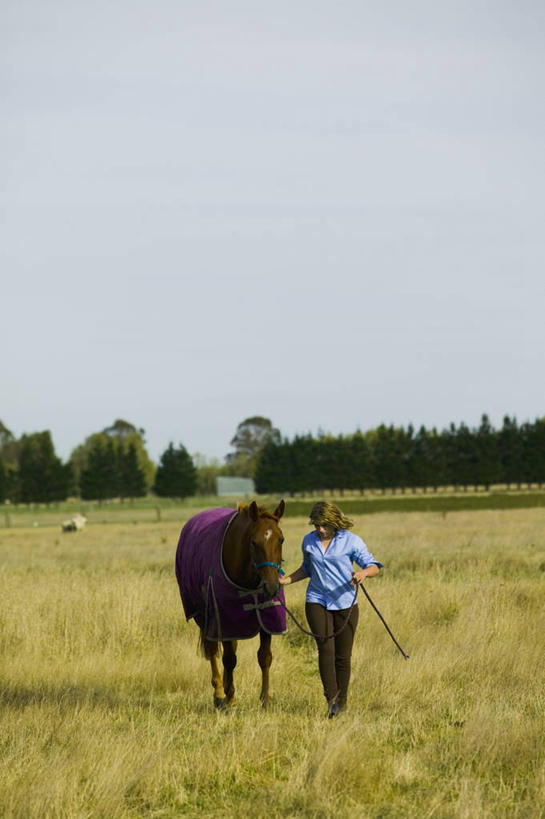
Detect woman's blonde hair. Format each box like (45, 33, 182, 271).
(309, 501, 354, 531)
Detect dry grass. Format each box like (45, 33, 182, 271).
(1, 509, 545, 817)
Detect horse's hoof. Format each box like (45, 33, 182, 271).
(214, 697, 227, 709)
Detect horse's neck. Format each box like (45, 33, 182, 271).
(224, 513, 255, 587)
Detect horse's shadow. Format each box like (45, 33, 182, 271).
(2, 681, 324, 719)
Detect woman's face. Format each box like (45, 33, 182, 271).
(314, 523, 336, 541)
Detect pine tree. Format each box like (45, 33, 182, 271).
(317, 436, 349, 495)
(453, 422, 477, 491)
(474, 414, 500, 490)
(119, 442, 147, 499)
(0, 458, 6, 503)
(80, 439, 117, 501)
(153, 443, 196, 499)
(255, 439, 284, 494)
(18, 431, 70, 503)
(498, 416, 523, 488)
(522, 418, 545, 488)
(348, 431, 373, 494)
(370, 425, 400, 493)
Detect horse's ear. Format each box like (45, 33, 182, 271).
(273, 499, 285, 520)
(249, 501, 259, 521)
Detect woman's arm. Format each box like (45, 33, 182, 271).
(279, 566, 308, 585)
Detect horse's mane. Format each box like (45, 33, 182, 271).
(237, 502, 277, 521)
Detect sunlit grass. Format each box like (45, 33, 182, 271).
(1, 509, 544, 817)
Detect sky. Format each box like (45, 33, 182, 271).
(2, 0, 544, 464)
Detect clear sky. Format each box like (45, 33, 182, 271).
(2, 0, 544, 464)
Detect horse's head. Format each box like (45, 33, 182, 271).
(247, 499, 285, 598)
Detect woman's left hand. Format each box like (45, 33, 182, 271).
(351, 565, 379, 584)
(351, 570, 367, 585)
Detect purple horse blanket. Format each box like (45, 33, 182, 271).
(175, 507, 287, 641)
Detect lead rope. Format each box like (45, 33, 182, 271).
(357, 583, 410, 659)
(277, 582, 410, 659)
(276, 584, 359, 641)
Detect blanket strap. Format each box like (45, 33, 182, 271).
(242, 597, 282, 612)
(204, 569, 224, 643)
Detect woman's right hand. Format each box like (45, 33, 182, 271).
(278, 575, 291, 585)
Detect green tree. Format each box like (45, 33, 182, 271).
(80, 438, 118, 502)
(0, 458, 7, 503)
(0, 420, 19, 467)
(290, 435, 319, 494)
(255, 439, 285, 494)
(452, 422, 477, 491)
(428, 427, 448, 491)
(153, 443, 196, 499)
(522, 418, 545, 488)
(347, 431, 374, 494)
(408, 426, 447, 492)
(1, 465, 20, 503)
(396, 425, 412, 493)
(18, 431, 70, 503)
(118, 442, 147, 499)
(369, 425, 402, 493)
(498, 416, 524, 488)
(102, 419, 155, 489)
(70, 419, 155, 494)
(407, 425, 430, 491)
(474, 414, 500, 490)
(102, 419, 145, 440)
(315, 435, 350, 495)
(441, 424, 458, 488)
(226, 416, 281, 478)
(255, 436, 308, 496)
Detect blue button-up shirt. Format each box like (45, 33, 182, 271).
(299, 529, 383, 610)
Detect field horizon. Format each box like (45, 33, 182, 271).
(3, 485, 545, 530)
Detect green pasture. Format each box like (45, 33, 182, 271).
(1, 507, 544, 817)
(3, 487, 545, 531)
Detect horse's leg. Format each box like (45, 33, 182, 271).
(257, 629, 273, 708)
(222, 640, 238, 704)
(203, 636, 227, 708)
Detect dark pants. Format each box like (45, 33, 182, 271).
(305, 602, 359, 708)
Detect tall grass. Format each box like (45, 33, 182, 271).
(1, 509, 544, 817)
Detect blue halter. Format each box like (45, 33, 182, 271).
(254, 559, 285, 576)
(249, 540, 285, 576)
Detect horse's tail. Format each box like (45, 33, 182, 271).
(198, 627, 220, 660)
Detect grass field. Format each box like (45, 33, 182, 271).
(1, 507, 545, 817)
(3, 488, 545, 531)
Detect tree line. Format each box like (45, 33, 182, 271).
(0, 415, 277, 504)
(1, 414, 544, 504)
(254, 415, 545, 495)
(0, 420, 196, 504)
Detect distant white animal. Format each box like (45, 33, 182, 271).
(62, 514, 87, 533)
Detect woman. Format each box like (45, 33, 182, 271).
(279, 501, 383, 717)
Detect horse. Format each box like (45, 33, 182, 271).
(175, 499, 286, 709)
